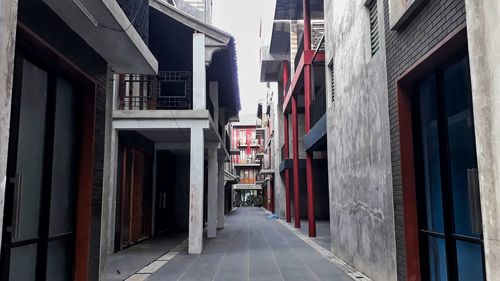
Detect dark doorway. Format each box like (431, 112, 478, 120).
(412, 53, 485, 281)
(154, 151, 177, 234)
(0, 54, 81, 281)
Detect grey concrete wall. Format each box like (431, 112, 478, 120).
(274, 84, 287, 218)
(0, 0, 18, 255)
(325, 0, 397, 280)
(288, 113, 306, 159)
(465, 0, 500, 279)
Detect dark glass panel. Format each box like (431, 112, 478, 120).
(456, 240, 484, 281)
(442, 58, 481, 237)
(418, 75, 445, 233)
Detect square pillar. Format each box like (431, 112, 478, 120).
(209, 81, 219, 126)
(207, 143, 218, 238)
(217, 154, 225, 229)
(0, 0, 19, 252)
(193, 33, 206, 110)
(188, 127, 205, 254)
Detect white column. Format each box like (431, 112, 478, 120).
(217, 155, 225, 229)
(193, 33, 206, 110)
(207, 143, 218, 238)
(465, 0, 500, 278)
(209, 81, 219, 127)
(188, 127, 205, 254)
(0, 0, 19, 253)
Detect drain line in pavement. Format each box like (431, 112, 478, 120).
(124, 239, 188, 281)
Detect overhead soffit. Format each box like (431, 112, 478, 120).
(274, 0, 324, 20)
(270, 21, 291, 55)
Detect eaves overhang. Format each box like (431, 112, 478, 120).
(150, 0, 230, 51)
(43, 0, 158, 74)
(150, 0, 240, 120)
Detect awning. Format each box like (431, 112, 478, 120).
(43, 0, 158, 74)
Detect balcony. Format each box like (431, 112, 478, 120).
(118, 71, 193, 110)
(294, 21, 325, 72)
(310, 86, 326, 127)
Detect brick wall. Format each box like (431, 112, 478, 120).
(382, 0, 467, 280)
(18, 1, 108, 280)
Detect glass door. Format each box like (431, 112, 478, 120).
(413, 53, 485, 281)
(1, 55, 80, 281)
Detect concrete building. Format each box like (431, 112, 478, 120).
(260, 0, 331, 244)
(261, 0, 500, 281)
(0, 0, 157, 280)
(256, 85, 279, 214)
(228, 114, 266, 207)
(99, 0, 240, 279)
(324, 0, 396, 280)
(383, 0, 499, 280)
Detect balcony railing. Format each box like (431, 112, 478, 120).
(293, 21, 325, 72)
(310, 86, 326, 127)
(118, 71, 193, 110)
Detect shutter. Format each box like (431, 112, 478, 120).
(369, 0, 379, 56)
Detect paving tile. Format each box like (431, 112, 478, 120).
(122, 208, 353, 281)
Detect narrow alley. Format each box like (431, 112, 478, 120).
(1, 0, 499, 280)
(108, 208, 354, 281)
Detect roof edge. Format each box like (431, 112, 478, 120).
(150, 0, 231, 44)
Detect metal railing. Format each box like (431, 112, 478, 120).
(310, 86, 326, 127)
(293, 21, 325, 72)
(118, 71, 193, 110)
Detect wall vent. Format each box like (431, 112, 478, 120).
(328, 60, 334, 104)
(369, 0, 379, 56)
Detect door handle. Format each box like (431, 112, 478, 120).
(10, 172, 22, 239)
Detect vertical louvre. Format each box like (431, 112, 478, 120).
(329, 61, 334, 103)
(369, 0, 379, 56)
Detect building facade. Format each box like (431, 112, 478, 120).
(100, 1, 240, 272)
(261, 0, 500, 280)
(0, 0, 157, 280)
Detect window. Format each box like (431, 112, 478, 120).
(368, 0, 379, 56)
(412, 55, 485, 281)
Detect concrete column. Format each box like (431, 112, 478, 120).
(465, 0, 500, 278)
(189, 127, 205, 254)
(193, 33, 206, 110)
(217, 155, 225, 229)
(209, 81, 219, 126)
(0, 0, 19, 254)
(207, 143, 218, 238)
(99, 67, 116, 280)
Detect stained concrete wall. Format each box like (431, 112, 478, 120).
(465, 0, 500, 279)
(274, 84, 287, 218)
(324, 0, 397, 280)
(0, 0, 18, 255)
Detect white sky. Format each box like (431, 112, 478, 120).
(212, 0, 276, 115)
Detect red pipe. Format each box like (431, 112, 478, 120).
(303, 0, 312, 52)
(292, 94, 300, 229)
(283, 61, 292, 223)
(303, 0, 316, 237)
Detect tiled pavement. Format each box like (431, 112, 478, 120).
(143, 208, 353, 281)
